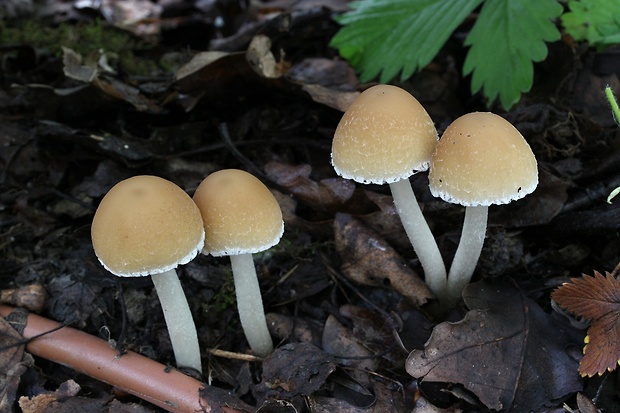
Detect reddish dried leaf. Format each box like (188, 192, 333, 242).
(552, 272, 620, 320)
(580, 312, 620, 377)
(552, 271, 620, 376)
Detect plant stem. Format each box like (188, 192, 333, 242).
(605, 86, 620, 204)
(605, 85, 620, 126)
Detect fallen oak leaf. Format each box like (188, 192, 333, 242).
(406, 280, 582, 412)
(551, 271, 620, 377)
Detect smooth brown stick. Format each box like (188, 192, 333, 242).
(0, 305, 242, 413)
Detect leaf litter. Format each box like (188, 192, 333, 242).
(1, 0, 620, 411)
(407, 280, 583, 412)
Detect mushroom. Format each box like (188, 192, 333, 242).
(91, 175, 204, 372)
(331, 84, 447, 299)
(428, 112, 538, 306)
(193, 169, 283, 357)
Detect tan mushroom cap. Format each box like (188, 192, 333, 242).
(331, 84, 438, 184)
(91, 176, 205, 277)
(429, 112, 538, 207)
(193, 169, 284, 257)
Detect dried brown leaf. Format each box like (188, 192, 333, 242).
(255, 343, 336, 401)
(246, 35, 288, 79)
(0, 314, 27, 412)
(552, 271, 620, 376)
(407, 280, 582, 412)
(18, 380, 110, 413)
(265, 161, 359, 212)
(575, 392, 601, 413)
(322, 315, 376, 387)
(333, 213, 433, 306)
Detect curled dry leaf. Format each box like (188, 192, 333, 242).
(61, 47, 162, 113)
(300, 83, 361, 112)
(18, 380, 102, 413)
(313, 311, 407, 411)
(0, 284, 48, 313)
(0, 314, 27, 412)
(576, 392, 601, 413)
(254, 343, 336, 403)
(265, 313, 322, 347)
(264, 161, 372, 214)
(357, 190, 411, 250)
(333, 213, 433, 306)
(551, 271, 620, 377)
(322, 314, 376, 387)
(246, 35, 288, 79)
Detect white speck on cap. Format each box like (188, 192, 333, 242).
(429, 112, 538, 207)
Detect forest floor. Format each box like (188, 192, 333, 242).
(1, 1, 620, 412)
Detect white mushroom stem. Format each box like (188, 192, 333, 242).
(446, 205, 489, 305)
(150, 270, 202, 372)
(389, 178, 447, 300)
(229, 253, 274, 357)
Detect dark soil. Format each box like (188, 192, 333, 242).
(1, 1, 620, 412)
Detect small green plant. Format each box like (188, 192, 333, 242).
(561, 0, 620, 50)
(204, 271, 238, 314)
(605, 85, 620, 204)
(330, 0, 620, 110)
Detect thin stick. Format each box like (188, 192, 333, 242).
(205, 348, 263, 362)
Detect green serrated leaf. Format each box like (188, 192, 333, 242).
(562, 0, 620, 49)
(330, 0, 483, 83)
(462, 0, 562, 109)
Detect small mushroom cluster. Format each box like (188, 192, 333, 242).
(91, 170, 283, 373)
(89, 84, 537, 375)
(331, 85, 538, 308)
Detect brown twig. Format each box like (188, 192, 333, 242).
(205, 347, 263, 362)
(0, 305, 243, 413)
